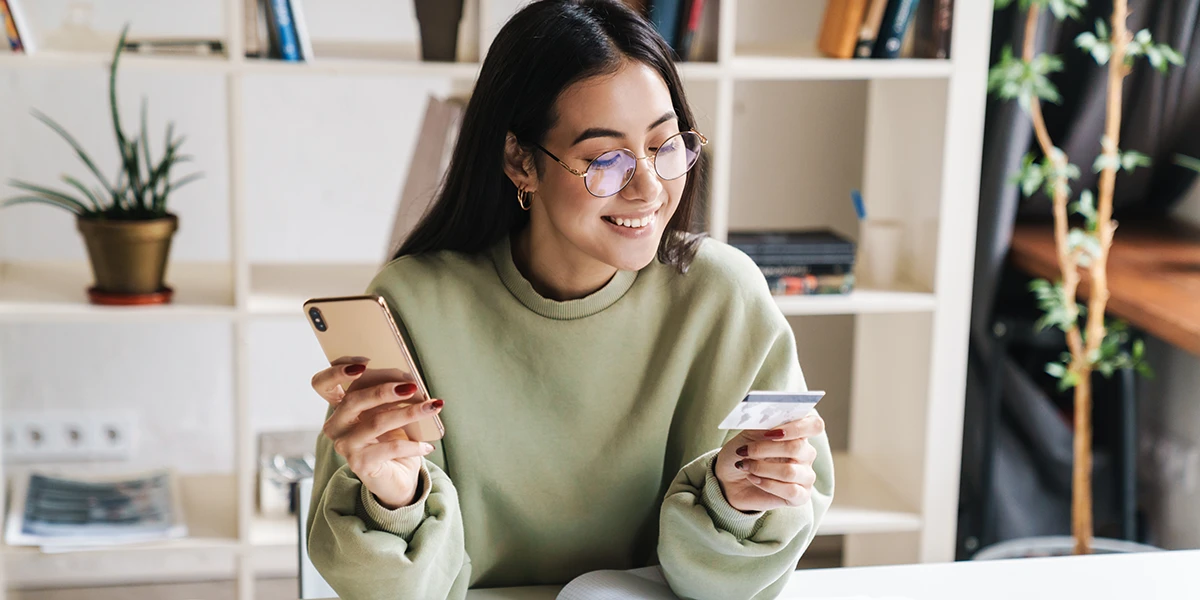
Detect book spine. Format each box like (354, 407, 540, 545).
(0, 0, 21, 52)
(288, 0, 313, 61)
(5, 0, 32, 54)
(269, 0, 300, 61)
(817, 0, 870, 59)
(913, 0, 951, 58)
(932, 0, 952, 59)
(872, 0, 920, 59)
(647, 0, 682, 50)
(854, 0, 890, 58)
(674, 0, 705, 61)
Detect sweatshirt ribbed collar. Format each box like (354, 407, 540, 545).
(490, 234, 638, 320)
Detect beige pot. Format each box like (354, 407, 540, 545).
(76, 214, 178, 296)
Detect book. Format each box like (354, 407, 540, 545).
(766, 273, 856, 296)
(123, 39, 224, 55)
(872, 0, 921, 59)
(817, 0, 870, 59)
(288, 0, 314, 61)
(673, 0, 705, 61)
(244, 0, 270, 57)
(384, 95, 467, 262)
(728, 229, 857, 258)
(647, 0, 683, 51)
(854, 0, 890, 58)
(266, 0, 301, 61)
(4, 468, 188, 551)
(914, 0, 952, 59)
(0, 0, 21, 52)
(4, 0, 32, 54)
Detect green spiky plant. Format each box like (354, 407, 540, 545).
(989, 0, 1185, 555)
(1, 24, 201, 219)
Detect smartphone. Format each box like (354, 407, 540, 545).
(303, 294, 445, 442)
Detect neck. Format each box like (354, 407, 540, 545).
(512, 223, 618, 301)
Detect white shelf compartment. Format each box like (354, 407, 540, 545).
(3, 474, 240, 589)
(773, 286, 936, 316)
(730, 45, 953, 81)
(0, 262, 236, 322)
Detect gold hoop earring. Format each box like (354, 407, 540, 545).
(517, 188, 532, 211)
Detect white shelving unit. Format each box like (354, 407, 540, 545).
(0, 0, 993, 597)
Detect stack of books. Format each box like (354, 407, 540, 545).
(817, 0, 953, 60)
(729, 230, 856, 296)
(622, 0, 711, 61)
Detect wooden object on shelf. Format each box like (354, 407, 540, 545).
(1010, 219, 1200, 357)
(817, 0, 870, 59)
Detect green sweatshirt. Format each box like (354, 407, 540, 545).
(307, 235, 835, 600)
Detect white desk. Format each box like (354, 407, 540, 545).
(466, 549, 1200, 599)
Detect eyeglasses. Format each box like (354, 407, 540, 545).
(533, 130, 708, 198)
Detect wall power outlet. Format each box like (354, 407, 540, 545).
(4, 409, 138, 463)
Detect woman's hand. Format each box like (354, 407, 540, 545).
(311, 363, 442, 509)
(714, 413, 824, 513)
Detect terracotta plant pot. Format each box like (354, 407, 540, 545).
(413, 0, 465, 62)
(76, 214, 178, 304)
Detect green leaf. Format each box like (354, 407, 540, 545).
(1161, 46, 1186, 67)
(1094, 153, 1120, 173)
(1076, 31, 1098, 51)
(1135, 29, 1153, 45)
(0, 195, 85, 215)
(1047, 0, 1086, 20)
(1096, 19, 1108, 39)
(1045, 362, 1067, 379)
(995, 0, 1016, 8)
(988, 46, 1064, 109)
(1068, 227, 1101, 267)
(1121, 150, 1152, 172)
(61, 175, 103, 213)
(1059, 370, 1081, 392)
(30, 110, 116, 198)
(7, 180, 90, 213)
(1073, 189, 1098, 230)
(1175, 154, 1200, 173)
(1133, 339, 1145, 360)
(1091, 44, 1112, 65)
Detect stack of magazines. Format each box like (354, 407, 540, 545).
(4, 468, 187, 552)
(728, 229, 857, 296)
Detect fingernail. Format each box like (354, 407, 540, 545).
(734, 460, 746, 471)
(420, 443, 435, 454)
(747, 475, 763, 485)
(395, 383, 417, 396)
(426, 399, 444, 412)
(344, 364, 366, 376)
(736, 445, 748, 457)
(765, 429, 785, 439)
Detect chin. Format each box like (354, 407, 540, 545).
(600, 237, 662, 271)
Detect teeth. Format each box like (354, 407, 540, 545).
(608, 213, 657, 229)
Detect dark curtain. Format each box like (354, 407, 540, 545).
(959, 0, 1200, 557)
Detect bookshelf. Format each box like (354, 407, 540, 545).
(0, 0, 993, 597)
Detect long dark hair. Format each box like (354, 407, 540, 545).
(395, 0, 706, 271)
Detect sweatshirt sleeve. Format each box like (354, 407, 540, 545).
(657, 281, 836, 600)
(306, 426, 472, 600)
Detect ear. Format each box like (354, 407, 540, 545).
(503, 132, 539, 193)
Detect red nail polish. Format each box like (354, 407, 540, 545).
(344, 364, 366, 376)
(765, 429, 785, 439)
(736, 445, 748, 457)
(395, 383, 417, 396)
(734, 460, 745, 470)
(431, 399, 444, 409)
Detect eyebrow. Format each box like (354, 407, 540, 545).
(570, 111, 678, 146)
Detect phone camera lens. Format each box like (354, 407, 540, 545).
(309, 307, 327, 331)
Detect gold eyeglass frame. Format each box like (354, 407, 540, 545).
(532, 129, 708, 198)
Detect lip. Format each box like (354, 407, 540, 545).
(603, 206, 662, 220)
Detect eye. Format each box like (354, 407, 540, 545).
(590, 151, 623, 168)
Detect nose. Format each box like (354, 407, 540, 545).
(619, 154, 663, 203)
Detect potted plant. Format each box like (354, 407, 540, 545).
(1, 24, 200, 306)
(983, 0, 1183, 556)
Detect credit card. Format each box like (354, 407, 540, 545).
(717, 391, 825, 430)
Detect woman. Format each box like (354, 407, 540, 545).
(306, 1, 834, 598)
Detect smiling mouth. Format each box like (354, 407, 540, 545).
(602, 212, 658, 229)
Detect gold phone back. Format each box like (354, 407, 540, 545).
(303, 295, 445, 442)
